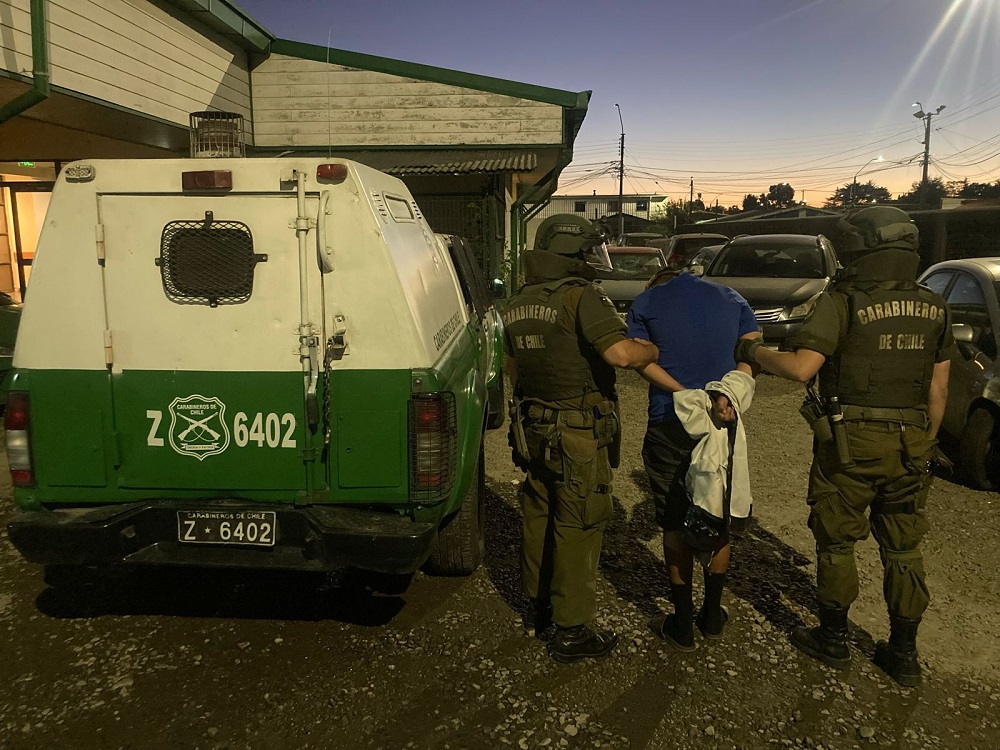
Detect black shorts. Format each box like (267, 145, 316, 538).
(641, 418, 699, 531)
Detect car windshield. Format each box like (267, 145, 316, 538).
(709, 243, 825, 279)
(604, 252, 665, 280)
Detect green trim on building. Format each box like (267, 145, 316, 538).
(269, 38, 590, 110)
(165, 0, 274, 52)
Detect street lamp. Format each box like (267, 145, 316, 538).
(850, 155, 883, 204)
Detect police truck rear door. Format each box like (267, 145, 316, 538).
(98, 182, 317, 496)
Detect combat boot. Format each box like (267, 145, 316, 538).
(522, 597, 553, 638)
(874, 616, 922, 687)
(548, 624, 619, 663)
(790, 605, 851, 669)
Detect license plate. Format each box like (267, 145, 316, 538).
(177, 510, 277, 547)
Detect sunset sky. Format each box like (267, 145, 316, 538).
(234, 0, 1000, 207)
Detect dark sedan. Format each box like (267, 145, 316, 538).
(595, 246, 667, 317)
(918, 258, 1000, 489)
(698, 234, 840, 349)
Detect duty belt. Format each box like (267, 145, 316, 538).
(841, 405, 928, 427)
(526, 404, 595, 429)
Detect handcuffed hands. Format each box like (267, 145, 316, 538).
(708, 391, 737, 428)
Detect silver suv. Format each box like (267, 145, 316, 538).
(698, 234, 840, 349)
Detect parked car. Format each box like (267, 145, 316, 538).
(917, 258, 1000, 489)
(698, 234, 840, 349)
(616, 232, 667, 248)
(686, 243, 726, 270)
(651, 232, 730, 269)
(595, 246, 667, 316)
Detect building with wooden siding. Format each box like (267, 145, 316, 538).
(0, 0, 588, 295)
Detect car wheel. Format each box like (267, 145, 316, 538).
(958, 407, 999, 491)
(424, 444, 486, 576)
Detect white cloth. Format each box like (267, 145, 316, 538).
(672, 370, 755, 521)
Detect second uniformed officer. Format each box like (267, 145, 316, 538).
(505, 214, 658, 663)
(734, 206, 953, 686)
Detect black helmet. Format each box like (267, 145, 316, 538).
(842, 206, 919, 252)
(533, 214, 612, 271)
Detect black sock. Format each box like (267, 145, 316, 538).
(670, 583, 694, 627)
(701, 572, 727, 630)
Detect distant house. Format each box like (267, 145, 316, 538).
(0, 0, 588, 295)
(697, 205, 842, 224)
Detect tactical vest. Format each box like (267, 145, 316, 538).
(504, 278, 614, 404)
(820, 280, 947, 408)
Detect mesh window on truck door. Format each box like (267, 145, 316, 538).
(157, 219, 266, 307)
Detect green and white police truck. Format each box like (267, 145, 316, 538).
(5, 157, 504, 581)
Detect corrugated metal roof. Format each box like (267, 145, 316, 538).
(347, 150, 538, 176)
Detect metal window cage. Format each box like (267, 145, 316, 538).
(157, 214, 267, 307)
(189, 111, 246, 158)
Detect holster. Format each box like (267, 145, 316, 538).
(507, 398, 531, 470)
(799, 398, 833, 443)
(593, 400, 621, 469)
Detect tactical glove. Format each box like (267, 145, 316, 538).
(734, 338, 764, 365)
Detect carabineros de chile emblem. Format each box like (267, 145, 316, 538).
(168, 395, 230, 460)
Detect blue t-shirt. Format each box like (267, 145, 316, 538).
(626, 273, 758, 424)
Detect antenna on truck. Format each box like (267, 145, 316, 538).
(327, 24, 333, 159)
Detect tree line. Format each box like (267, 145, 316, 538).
(641, 178, 1000, 235)
(741, 177, 1000, 213)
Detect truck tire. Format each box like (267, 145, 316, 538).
(424, 444, 486, 576)
(486, 371, 505, 430)
(959, 407, 999, 491)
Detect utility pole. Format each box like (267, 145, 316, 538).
(912, 102, 945, 206)
(689, 178, 694, 216)
(615, 103, 625, 240)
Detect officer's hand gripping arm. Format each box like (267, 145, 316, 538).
(738, 343, 826, 383)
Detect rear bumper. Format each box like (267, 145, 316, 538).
(7, 501, 438, 575)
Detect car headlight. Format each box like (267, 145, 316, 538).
(787, 293, 822, 320)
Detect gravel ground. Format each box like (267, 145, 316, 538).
(1, 372, 999, 749)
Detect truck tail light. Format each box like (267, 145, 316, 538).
(316, 163, 348, 181)
(181, 170, 233, 190)
(409, 393, 456, 500)
(4, 391, 35, 487)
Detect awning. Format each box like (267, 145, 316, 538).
(345, 150, 538, 176)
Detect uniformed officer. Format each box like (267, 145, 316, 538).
(734, 206, 954, 686)
(504, 214, 659, 663)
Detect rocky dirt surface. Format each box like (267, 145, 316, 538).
(1, 373, 999, 749)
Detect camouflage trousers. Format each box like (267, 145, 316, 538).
(807, 419, 937, 620)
